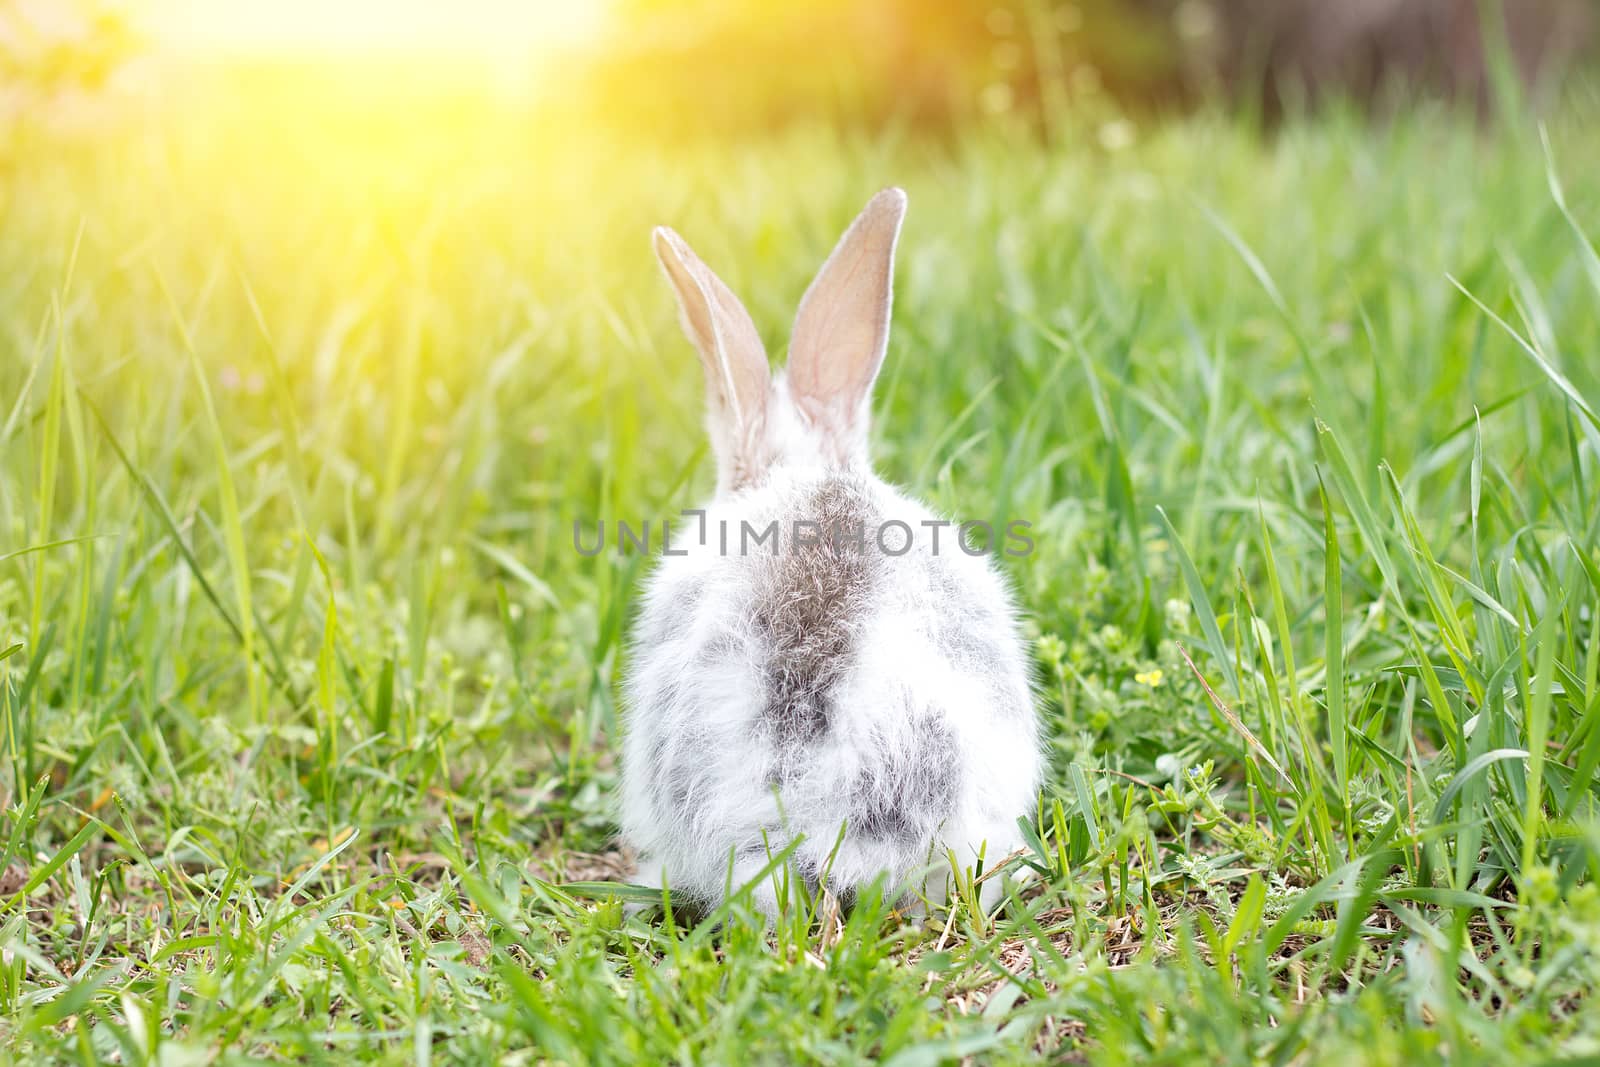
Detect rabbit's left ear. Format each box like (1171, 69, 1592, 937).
(787, 188, 906, 463)
(653, 226, 772, 490)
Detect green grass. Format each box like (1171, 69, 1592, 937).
(3, 74, 1600, 1063)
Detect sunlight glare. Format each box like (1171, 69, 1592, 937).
(141, 0, 610, 58)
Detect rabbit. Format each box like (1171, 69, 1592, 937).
(620, 188, 1041, 920)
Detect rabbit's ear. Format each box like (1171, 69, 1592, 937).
(653, 226, 771, 486)
(787, 188, 906, 462)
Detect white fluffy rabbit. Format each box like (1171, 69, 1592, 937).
(621, 188, 1040, 918)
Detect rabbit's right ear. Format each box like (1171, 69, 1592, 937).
(653, 227, 771, 489)
(787, 188, 906, 466)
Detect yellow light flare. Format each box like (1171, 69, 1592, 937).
(138, 0, 610, 59)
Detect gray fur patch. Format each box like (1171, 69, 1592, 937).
(927, 561, 1030, 719)
(654, 721, 711, 814)
(851, 715, 961, 840)
(639, 676, 680, 761)
(753, 476, 878, 752)
(693, 632, 742, 669)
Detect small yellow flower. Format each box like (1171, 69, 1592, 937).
(1135, 669, 1165, 688)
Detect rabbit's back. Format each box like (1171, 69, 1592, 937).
(621, 469, 1037, 906)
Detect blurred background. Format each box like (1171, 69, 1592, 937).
(3, 0, 1596, 136)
